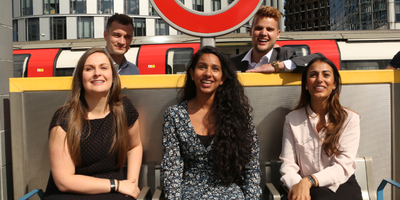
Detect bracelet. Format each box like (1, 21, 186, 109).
(307, 175, 316, 187)
(110, 179, 116, 193)
(116, 179, 120, 192)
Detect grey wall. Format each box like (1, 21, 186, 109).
(0, 0, 14, 198)
(10, 81, 395, 200)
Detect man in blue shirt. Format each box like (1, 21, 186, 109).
(104, 13, 140, 75)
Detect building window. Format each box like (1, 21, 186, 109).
(156, 19, 169, 35)
(21, 0, 33, 16)
(193, 0, 204, 12)
(98, 0, 113, 14)
(396, 0, 400, 22)
(125, 0, 138, 15)
(71, 0, 86, 14)
(212, 0, 221, 11)
(134, 18, 146, 36)
(26, 18, 39, 41)
(78, 17, 94, 39)
(13, 20, 18, 41)
(43, 0, 59, 14)
(149, 2, 158, 16)
(179, 0, 184, 3)
(51, 17, 66, 40)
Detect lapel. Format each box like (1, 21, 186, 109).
(269, 48, 278, 63)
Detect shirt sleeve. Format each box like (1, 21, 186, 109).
(161, 107, 183, 199)
(241, 121, 262, 199)
(312, 111, 360, 191)
(279, 115, 303, 189)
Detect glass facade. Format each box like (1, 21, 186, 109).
(212, 0, 221, 11)
(330, 0, 387, 30)
(13, 20, 18, 41)
(134, 18, 146, 36)
(156, 19, 169, 35)
(27, 18, 39, 41)
(98, 0, 113, 14)
(51, 17, 66, 40)
(78, 16, 94, 39)
(193, 0, 204, 11)
(21, 0, 33, 16)
(43, 0, 59, 14)
(396, 0, 400, 22)
(149, 2, 158, 16)
(125, 0, 138, 15)
(71, 0, 86, 14)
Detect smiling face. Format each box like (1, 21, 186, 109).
(250, 16, 280, 58)
(306, 61, 337, 102)
(189, 53, 225, 98)
(82, 52, 113, 96)
(104, 21, 134, 57)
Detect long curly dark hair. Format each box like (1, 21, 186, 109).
(295, 57, 347, 157)
(179, 46, 254, 185)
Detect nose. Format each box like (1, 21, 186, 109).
(260, 28, 267, 36)
(93, 68, 101, 77)
(118, 37, 126, 44)
(317, 74, 323, 82)
(205, 67, 212, 76)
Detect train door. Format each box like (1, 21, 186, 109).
(13, 49, 60, 77)
(166, 48, 194, 74)
(13, 54, 30, 77)
(137, 43, 200, 74)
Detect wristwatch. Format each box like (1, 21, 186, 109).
(307, 175, 317, 187)
(272, 60, 280, 72)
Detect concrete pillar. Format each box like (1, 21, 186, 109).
(0, 0, 14, 198)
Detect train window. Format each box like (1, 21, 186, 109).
(13, 54, 30, 77)
(55, 68, 75, 76)
(166, 48, 194, 74)
(341, 60, 391, 70)
(281, 45, 311, 57)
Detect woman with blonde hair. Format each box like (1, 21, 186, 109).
(43, 47, 142, 199)
(280, 57, 362, 200)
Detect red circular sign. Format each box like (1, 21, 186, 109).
(150, 0, 262, 37)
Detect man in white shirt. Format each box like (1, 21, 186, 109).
(231, 6, 323, 73)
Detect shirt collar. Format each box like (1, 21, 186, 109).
(104, 47, 128, 72)
(241, 48, 273, 69)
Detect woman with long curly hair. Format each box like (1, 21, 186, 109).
(279, 57, 362, 200)
(161, 46, 261, 199)
(44, 47, 142, 199)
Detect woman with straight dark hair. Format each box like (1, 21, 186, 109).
(44, 47, 142, 199)
(279, 57, 362, 200)
(161, 46, 261, 199)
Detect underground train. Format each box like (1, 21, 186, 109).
(12, 30, 400, 77)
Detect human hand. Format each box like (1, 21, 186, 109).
(118, 179, 141, 198)
(287, 178, 312, 200)
(246, 62, 284, 73)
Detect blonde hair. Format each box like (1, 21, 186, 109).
(252, 6, 281, 28)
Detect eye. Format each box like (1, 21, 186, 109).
(212, 66, 220, 71)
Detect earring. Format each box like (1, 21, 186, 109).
(305, 86, 308, 90)
(333, 87, 336, 90)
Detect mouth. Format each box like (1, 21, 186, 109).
(201, 80, 213, 87)
(258, 39, 269, 44)
(315, 86, 325, 91)
(91, 80, 105, 84)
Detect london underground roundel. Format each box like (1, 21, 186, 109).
(150, 0, 263, 37)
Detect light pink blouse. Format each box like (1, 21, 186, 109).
(279, 105, 360, 192)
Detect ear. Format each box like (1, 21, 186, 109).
(189, 68, 194, 80)
(104, 30, 107, 41)
(276, 29, 281, 39)
(249, 27, 252, 37)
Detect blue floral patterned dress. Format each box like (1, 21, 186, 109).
(161, 101, 261, 199)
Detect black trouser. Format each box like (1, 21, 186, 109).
(310, 174, 362, 200)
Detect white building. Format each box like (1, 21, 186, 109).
(12, 0, 281, 42)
